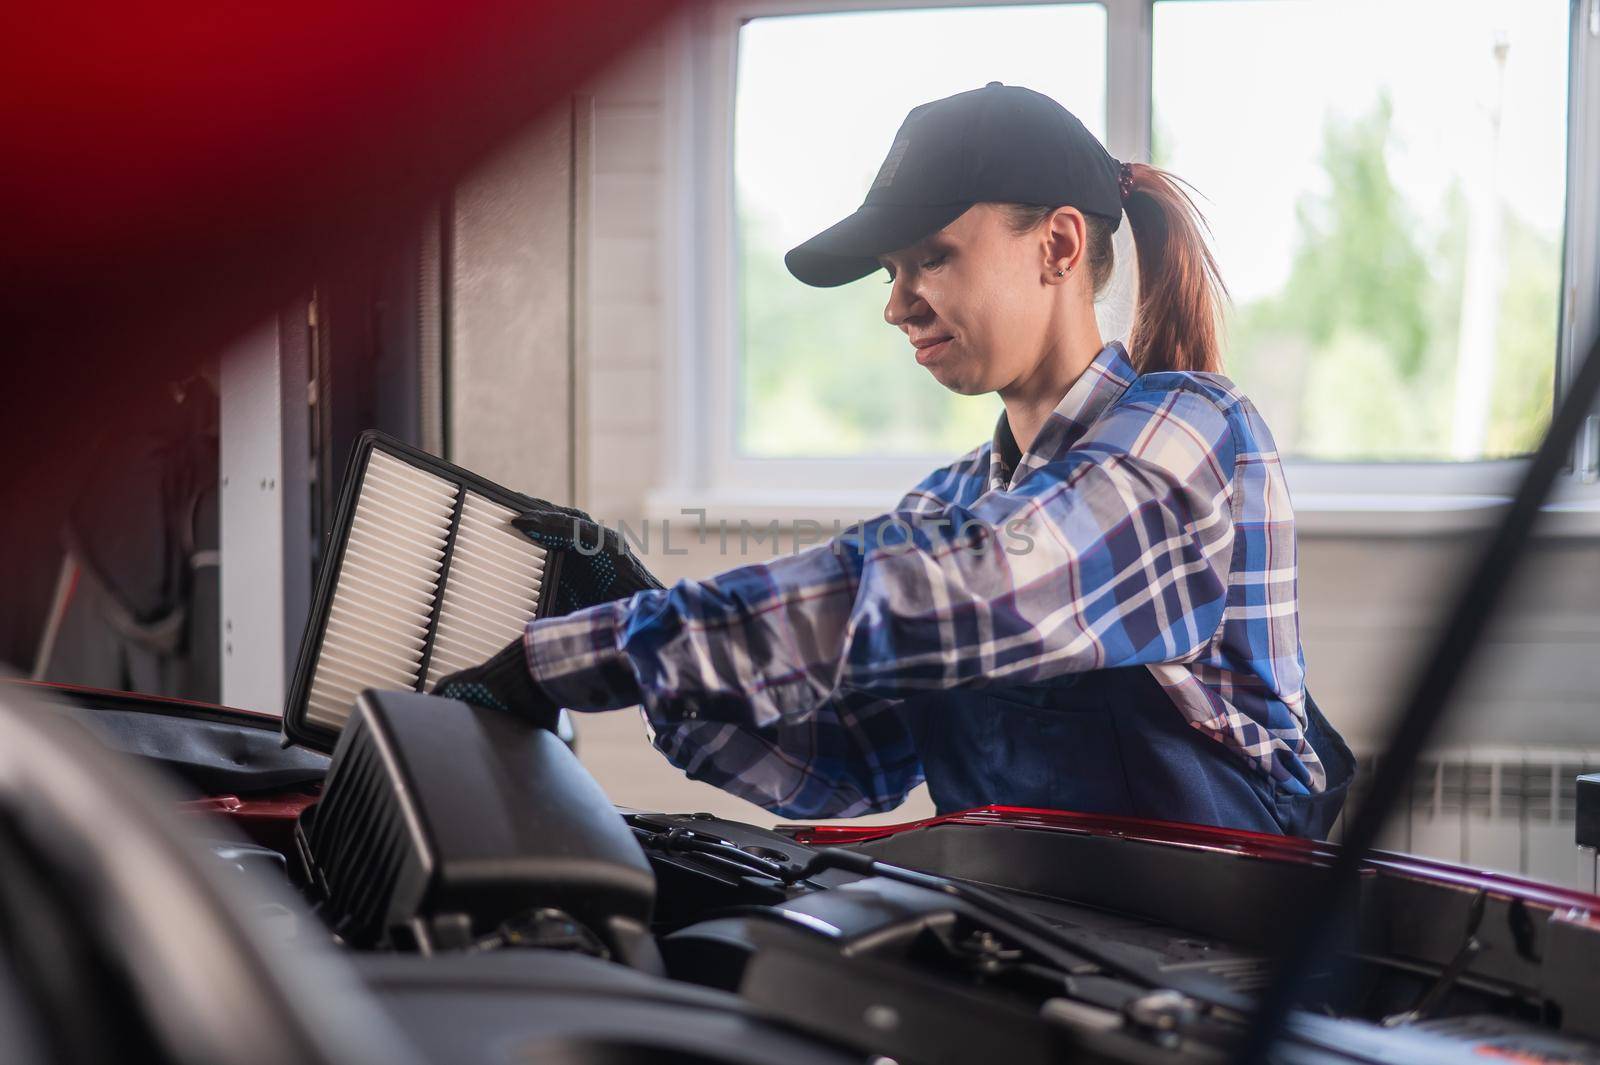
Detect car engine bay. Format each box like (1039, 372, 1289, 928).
(104, 685, 1585, 1065)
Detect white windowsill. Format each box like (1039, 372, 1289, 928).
(641, 488, 1600, 539)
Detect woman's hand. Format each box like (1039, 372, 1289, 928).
(512, 499, 665, 615)
(430, 637, 561, 730)
(430, 498, 662, 728)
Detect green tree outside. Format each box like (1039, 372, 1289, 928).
(737, 192, 999, 458)
(1220, 94, 1558, 461)
(736, 95, 1561, 463)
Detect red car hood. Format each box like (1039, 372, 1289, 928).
(783, 804, 1600, 916)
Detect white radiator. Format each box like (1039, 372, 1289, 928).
(1342, 747, 1600, 892)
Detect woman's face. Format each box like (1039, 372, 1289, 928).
(877, 202, 1072, 396)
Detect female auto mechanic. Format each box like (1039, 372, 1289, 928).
(435, 83, 1356, 839)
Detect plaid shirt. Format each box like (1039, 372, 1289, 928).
(525, 340, 1324, 818)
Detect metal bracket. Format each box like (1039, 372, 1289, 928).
(1578, 414, 1600, 483)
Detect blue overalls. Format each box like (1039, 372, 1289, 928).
(901, 665, 1355, 839)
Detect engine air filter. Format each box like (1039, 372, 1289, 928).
(283, 431, 566, 752)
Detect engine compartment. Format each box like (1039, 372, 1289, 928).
(287, 805, 1600, 1065)
(259, 688, 1600, 1065)
(45, 682, 1600, 1065)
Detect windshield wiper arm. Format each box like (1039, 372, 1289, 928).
(628, 814, 1252, 1014)
(798, 846, 1254, 1014)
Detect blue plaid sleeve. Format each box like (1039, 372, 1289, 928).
(642, 688, 924, 818)
(525, 384, 1243, 814)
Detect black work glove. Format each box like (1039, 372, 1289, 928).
(512, 499, 665, 616)
(430, 638, 561, 730)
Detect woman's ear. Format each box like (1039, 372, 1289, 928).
(1043, 205, 1087, 281)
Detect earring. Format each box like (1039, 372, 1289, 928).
(1054, 268, 1065, 278)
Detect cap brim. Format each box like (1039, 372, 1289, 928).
(784, 201, 972, 288)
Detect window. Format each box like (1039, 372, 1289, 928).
(734, 4, 1108, 458)
(1152, 0, 1570, 462)
(674, 0, 1594, 513)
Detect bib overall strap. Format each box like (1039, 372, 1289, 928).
(901, 667, 1355, 839)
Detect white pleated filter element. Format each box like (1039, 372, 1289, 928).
(304, 449, 460, 731)
(303, 447, 551, 733)
(422, 491, 547, 691)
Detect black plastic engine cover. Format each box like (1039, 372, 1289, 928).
(302, 689, 654, 950)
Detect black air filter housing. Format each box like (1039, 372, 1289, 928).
(1579, 773, 1600, 850)
(301, 689, 654, 953)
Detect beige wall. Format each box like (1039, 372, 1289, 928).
(449, 107, 578, 502)
(583, 33, 669, 522)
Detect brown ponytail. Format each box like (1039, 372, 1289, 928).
(1120, 163, 1228, 374)
(1000, 163, 1230, 375)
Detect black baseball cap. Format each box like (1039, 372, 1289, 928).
(785, 82, 1125, 288)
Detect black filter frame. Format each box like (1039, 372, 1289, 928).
(282, 429, 566, 752)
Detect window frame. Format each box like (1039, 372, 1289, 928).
(652, 0, 1600, 530)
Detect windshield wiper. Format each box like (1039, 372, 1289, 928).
(792, 846, 1255, 1014)
(629, 819, 804, 885)
(627, 813, 1249, 1011)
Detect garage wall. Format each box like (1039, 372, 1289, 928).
(449, 106, 578, 502)
(583, 35, 670, 521)
(457, 29, 1600, 870)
